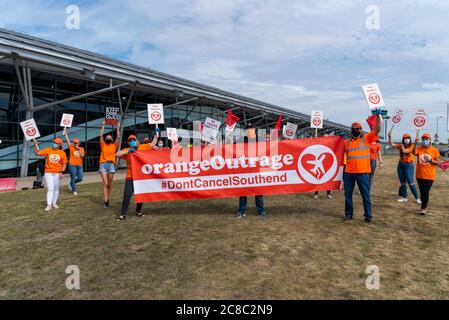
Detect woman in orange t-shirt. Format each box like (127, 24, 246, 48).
(99, 121, 120, 208)
(388, 129, 420, 204)
(33, 137, 68, 212)
(413, 133, 440, 215)
(64, 127, 85, 195)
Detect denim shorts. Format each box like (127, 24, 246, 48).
(99, 161, 116, 173)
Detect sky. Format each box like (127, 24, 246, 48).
(1, 0, 449, 141)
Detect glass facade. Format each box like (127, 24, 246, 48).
(0, 65, 226, 177)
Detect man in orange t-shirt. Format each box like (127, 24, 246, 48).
(33, 137, 68, 212)
(343, 113, 381, 222)
(64, 128, 85, 195)
(413, 133, 440, 215)
(99, 121, 120, 208)
(115, 134, 157, 221)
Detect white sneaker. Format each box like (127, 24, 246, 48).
(397, 198, 408, 203)
(416, 199, 422, 205)
(52, 203, 59, 209)
(313, 194, 318, 199)
(45, 205, 52, 212)
(74, 191, 78, 195)
(327, 194, 333, 199)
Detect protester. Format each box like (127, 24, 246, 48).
(413, 133, 440, 215)
(63, 127, 85, 195)
(33, 137, 68, 212)
(99, 121, 120, 208)
(314, 191, 332, 199)
(368, 140, 382, 187)
(388, 130, 421, 204)
(237, 123, 266, 218)
(343, 112, 381, 222)
(115, 134, 156, 221)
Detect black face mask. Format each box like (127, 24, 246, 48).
(105, 139, 113, 144)
(351, 129, 361, 137)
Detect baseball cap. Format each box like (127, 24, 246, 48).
(351, 122, 362, 129)
(422, 133, 431, 139)
(127, 134, 137, 141)
(73, 138, 80, 144)
(53, 138, 63, 144)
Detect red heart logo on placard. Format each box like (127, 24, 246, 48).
(414, 116, 425, 127)
(301, 152, 334, 180)
(26, 127, 36, 136)
(392, 115, 401, 124)
(151, 112, 161, 121)
(313, 118, 321, 126)
(369, 93, 380, 104)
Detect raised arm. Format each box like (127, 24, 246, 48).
(412, 135, 419, 155)
(100, 120, 105, 144)
(115, 122, 121, 145)
(377, 147, 383, 168)
(63, 127, 71, 147)
(33, 139, 40, 156)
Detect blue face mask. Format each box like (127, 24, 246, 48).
(129, 140, 138, 148)
(422, 139, 430, 147)
(53, 143, 59, 149)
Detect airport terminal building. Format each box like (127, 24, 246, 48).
(0, 28, 351, 178)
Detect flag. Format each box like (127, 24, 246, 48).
(439, 160, 449, 171)
(274, 115, 283, 131)
(366, 115, 377, 131)
(225, 110, 240, 127)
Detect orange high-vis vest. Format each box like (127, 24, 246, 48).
(345, 135, 372, 174)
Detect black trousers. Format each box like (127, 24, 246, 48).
(417, 178, 434, 210)
(120, 179, 143, 216)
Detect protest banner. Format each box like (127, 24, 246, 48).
(131, 136, 345, 203)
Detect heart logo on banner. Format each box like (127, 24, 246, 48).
(369, 93, 381, 105)
(414, 116, 426, 127)
(297, 144, 338, 184)
(301, 152, 334, 180)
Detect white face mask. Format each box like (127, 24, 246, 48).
(403, 139, 411, 144)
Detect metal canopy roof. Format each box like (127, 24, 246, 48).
(0, 27, 350, 133)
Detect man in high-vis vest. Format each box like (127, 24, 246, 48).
(344, 113, 382, 222)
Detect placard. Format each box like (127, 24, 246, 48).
(362, 83, 385, 110)
(283, 122, 298, 140)
(166, 127, 178, 141)
(147, 104, 165, 124)
(105, 106, 120, 126)
(391, 108, 405, 125)
(60, 113, 74, 128)
(412, 108, 428, 130)
(20, 118, 41, 141)
(310, 111, 323, 129)
(201, 117, 221, 144)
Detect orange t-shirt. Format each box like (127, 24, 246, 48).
(395, 144, 414, 163)
(68, 145, 85, 166)
(369, 143, 381, 160)
(345, 131, 377, 174)
(100, 142, 118, 164)
(138, 143, 153, 151)
(415, 146, 440, 181)
(38, 148, 68, 174)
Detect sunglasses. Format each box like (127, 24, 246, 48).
(352, 128, 361, 131)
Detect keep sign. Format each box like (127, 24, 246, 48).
(148, 104, 165, 124)
(20, 118, 41, 141)
(362, 83, 385, 110)
(391, 108, 405, 126)
(311, 111, 323, 129)
(412, 108, 428, 130)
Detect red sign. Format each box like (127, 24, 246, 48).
(131, 137, 345, 203)
(0, 178, 16, 192)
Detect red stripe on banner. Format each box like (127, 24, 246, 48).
(131, 137, 345, 203)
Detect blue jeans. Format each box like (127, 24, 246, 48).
(68, 164, 83, 192)
(397, 161, 419, 199)
(343, 172, 371, 218)
(239, 195, 265, 215)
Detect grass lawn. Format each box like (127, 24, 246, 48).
(1, 155, 449, 299)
